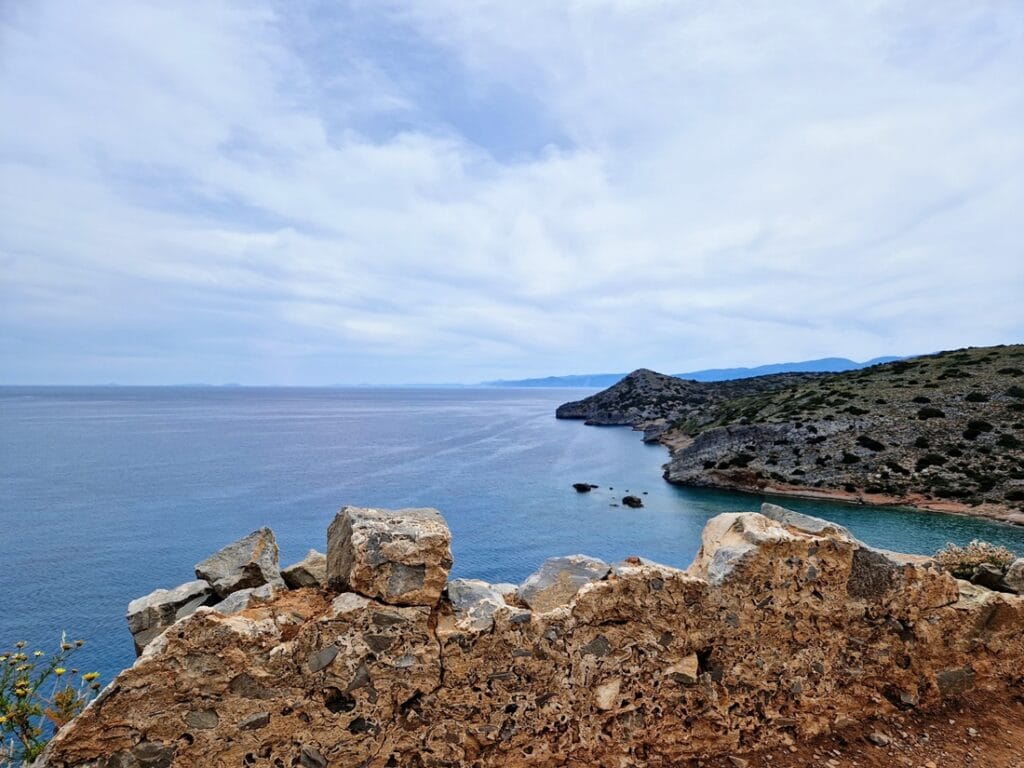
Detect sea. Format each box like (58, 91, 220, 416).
(3, 386, 1024, 683)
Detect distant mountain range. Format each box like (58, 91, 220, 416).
(483, 356, 903, 388)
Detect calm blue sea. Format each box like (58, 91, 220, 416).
(3, 386, 1024, 683)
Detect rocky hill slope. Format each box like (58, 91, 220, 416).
(36, 505, 1024, 767)
(556, 368, 826, 440)
(558, 345, 1024, 522)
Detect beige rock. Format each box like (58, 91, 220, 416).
(594, 677, 621, 710)
(327, 506, 452, 606)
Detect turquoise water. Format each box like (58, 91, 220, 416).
(3, 386, 1023, 683)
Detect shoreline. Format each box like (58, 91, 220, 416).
(635, 427, 1024, 528)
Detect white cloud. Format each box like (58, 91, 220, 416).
(1, 0, 1022, 383)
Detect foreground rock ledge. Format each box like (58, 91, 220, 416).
(39, 504, 1024, 768)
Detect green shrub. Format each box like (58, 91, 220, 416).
(997, 433, 1022, 449)
(914, 436, 930, 449)
(912, 395, 931, 404)
(967, 419, 993, 432)
(934, 540, 1017, 579)
(856, 435, 885, 452)
(918, 407, 946, 419)
(964, 392, 989, 403)
(1008, 385, 1024, 399)
(915, 453, 947, 471)
(1, 636, 100, 764)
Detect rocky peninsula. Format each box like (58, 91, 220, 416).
(35, 503, 1024, 767)
(557, 345, 1024, 525)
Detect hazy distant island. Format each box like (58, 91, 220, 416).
(558, 345, 1024, 525)
(487, 355, 902, 388)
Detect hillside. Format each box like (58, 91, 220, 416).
(558, 345, 1024, 522)
(555, 368, 828, 440)
(487, 356, 900, 387)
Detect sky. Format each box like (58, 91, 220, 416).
(1, 1, 1022, 385)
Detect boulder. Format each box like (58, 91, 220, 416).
(446, 579, 508, 632)
(1005, 558, 1024, 594)
(210, 582, 281, 615)
(491, 582, 519, 604)
(572, 483, 595, 493)
(518, 554, 609, 613)
(126, 579, 213, 655)
(282, 549, 327, 589)
(622, 495, 644, 508)
(195, 528, 281, 598)
(760, 502, 852, 538)
(327, 506, 452, 606)
(969, 562, 1015, 593)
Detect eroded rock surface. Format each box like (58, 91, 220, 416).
(41, 504, 1024, 768)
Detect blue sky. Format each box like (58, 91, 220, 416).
(2, 1, 1022, 384)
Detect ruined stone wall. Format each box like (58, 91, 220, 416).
(38, 504, 1024, 768)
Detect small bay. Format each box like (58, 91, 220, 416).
(3, 385, 1023, 681)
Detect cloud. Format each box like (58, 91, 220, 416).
(1, 0, 1022, 383)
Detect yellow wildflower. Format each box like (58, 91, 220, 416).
(33, 651, 44, 657)
(14, 641, 26, 649)
(55, 667, 66, 676)
(0, 715, 7, 724)
(82, 672, 100, 682)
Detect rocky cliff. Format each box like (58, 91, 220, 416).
(37, 504, 1024, 768)
(558, 345, 1024, 522)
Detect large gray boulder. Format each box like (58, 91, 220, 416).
(447, 579, 508, 632)
(126, 579, 212, 655)
(327, 506, 453, 606)
(518, 555, 610, 613)
(209, 582, 282, 615)
(1005, 558, 1024, 594)
(195, 527, 281, 598)
(282, 549, 327, 589)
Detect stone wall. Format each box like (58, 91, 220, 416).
(37, 504, 1024, 768)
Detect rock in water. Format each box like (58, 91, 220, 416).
(126, 579, 213, 655)
(282, 549, 327, 589)
(518, 554, 609, 612)
(195, 528, 282, 598)
(622, 495, 644, 508)
(572, 482, 594, 492)
(327, 506, 452, 606)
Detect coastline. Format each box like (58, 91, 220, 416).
(633, 427, 1024, 528)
